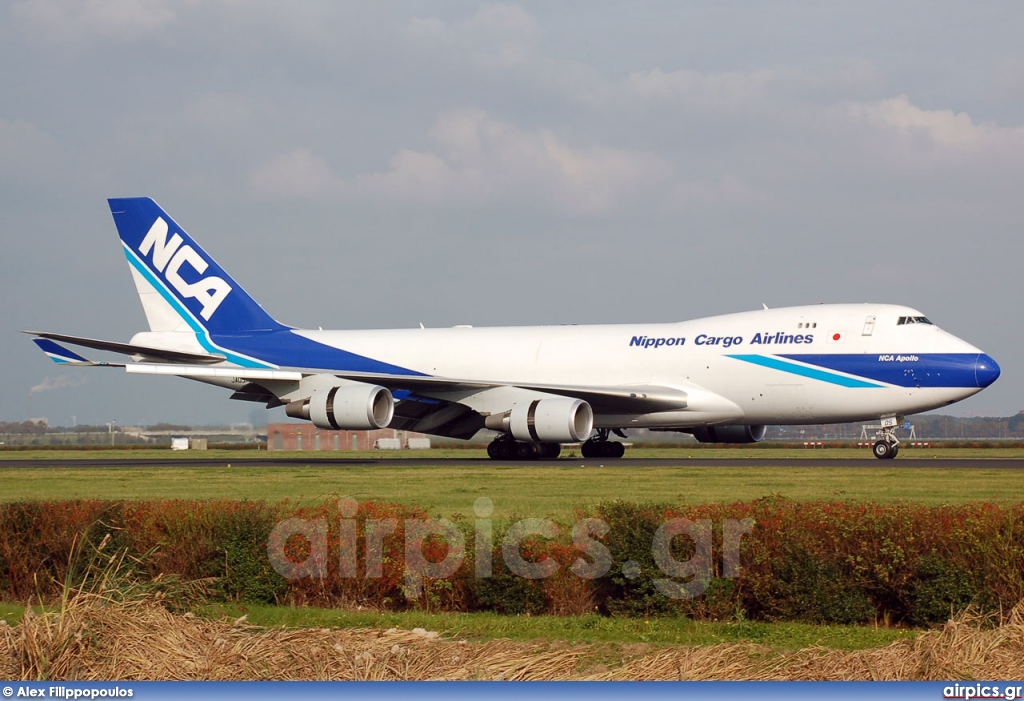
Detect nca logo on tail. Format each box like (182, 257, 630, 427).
(139, 218, 231, 320)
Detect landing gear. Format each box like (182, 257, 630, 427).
(872, 439, 899, 460)
(871, 418, 901, 460)
(537, 442, 562, 459)
(486, 437, 561, 461)
(487, 438, 517, 460)
(580, 429, 626, 459)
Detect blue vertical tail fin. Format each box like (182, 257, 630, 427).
(109, 197, 287, 335)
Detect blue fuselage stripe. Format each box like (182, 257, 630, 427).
(122, 244, 272, 368)
(727, 354, 884, 388)
(781, 353, 983, 388)
(729, 353, 985, 389)
(211, 332, 429, 376)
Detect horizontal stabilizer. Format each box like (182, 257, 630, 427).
(24, 331, 226, 365)
(31, 338, 111, 366)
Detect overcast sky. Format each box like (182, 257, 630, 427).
(2, 1, 1021, 427)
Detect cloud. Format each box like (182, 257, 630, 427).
(845, 95, 1024, 150)
(30, 376, 87, 394)
(249, 148, 338, 199)
(409, 3, 540, 44)
(406, 3, 543, 71)
(627, 68, 778, 107)
(667, 175, 772, 209)
(463, 3, 539, 38)
(251, 110, 676, 216)
(10, 0, 180, 42)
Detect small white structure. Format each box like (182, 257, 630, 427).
(374, 438, 402, 450)
(406, 437, 431, 450)
(170, 437, 208, 450)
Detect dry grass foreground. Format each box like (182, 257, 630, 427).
(3, 594, 1024, 681)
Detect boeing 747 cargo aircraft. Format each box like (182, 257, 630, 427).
(28, 198, 1000, 460)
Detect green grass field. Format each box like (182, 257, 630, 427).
(3, 448, 1021, 651)
(2, 448, 1023, 519)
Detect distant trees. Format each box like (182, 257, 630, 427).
(144, 423, 193, 432)
(0, 420, 48, 435)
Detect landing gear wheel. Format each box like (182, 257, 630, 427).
(488, 438, 559, 460)
(487, 439, 517, 460)
(872, 440, 898, 460)
(870, 417, 903, 460)
(537, 442, 561, 459)
(581, 439, 625, 459)
(517, 441, 540, 460)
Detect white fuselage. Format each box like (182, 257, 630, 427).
(287, 303, 991, 429)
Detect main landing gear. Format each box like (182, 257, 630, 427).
(580, 429, 626, 459)
(871, 418, 901, 460)
(485, 428, 629, 461)
(486, 437, 561, 461)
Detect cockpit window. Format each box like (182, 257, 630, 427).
(897, 316, 933, 326)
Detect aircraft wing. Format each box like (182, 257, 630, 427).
(331, 371, 689, 413)
(121, 363, 689, 414)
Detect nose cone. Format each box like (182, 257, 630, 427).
(975, 353, 1001, 388)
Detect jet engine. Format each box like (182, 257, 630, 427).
(500, 398, 593, 443)
(286, 384, 394, 430)
(690, 425, 767, 444)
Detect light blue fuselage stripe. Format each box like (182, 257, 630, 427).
(122, 244, 273, 369)
(727, 354, 884, 388)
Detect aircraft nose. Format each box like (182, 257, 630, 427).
(975, 353, 1001, 388)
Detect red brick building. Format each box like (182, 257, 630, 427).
(266, 423, 429, 451)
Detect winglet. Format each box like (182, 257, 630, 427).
(32, 338, 105, 366)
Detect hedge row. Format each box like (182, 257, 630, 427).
(1, 498, 1022, 625)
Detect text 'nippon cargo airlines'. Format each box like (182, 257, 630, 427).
(28, 198, 1000, 460)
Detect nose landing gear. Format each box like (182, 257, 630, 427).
(872, 438, 899, 460)
(871, 417, 901, 460)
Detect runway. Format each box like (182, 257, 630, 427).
(2, 456, 1024, 469)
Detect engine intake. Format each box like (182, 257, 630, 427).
(287, 384, 394, 430)
(690, 425, 767, 444)
(505, 398, 593, 443)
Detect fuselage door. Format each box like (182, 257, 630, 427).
(861, 315, 876, 336)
